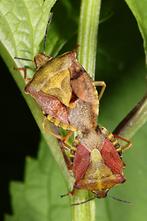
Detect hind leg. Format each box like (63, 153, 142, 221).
(43, 117, 64, 140)
(43, 116, 77, 151)
(113, 134, 132, 152)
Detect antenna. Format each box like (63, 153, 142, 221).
(71, 196, 96, 206)
(109, 195, 132, 204)
(43, 12, 53, 53)
(60, 193, 69, 198)
(14, 57, 33, 62)
(60, 192, 96, 206)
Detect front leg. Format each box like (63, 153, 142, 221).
(94, 81, 106, 100)
(14, 65, 33, 83)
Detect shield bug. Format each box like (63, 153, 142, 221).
(15, 17, 105, 137)
(60, 125, 131, 200)
(74, 148, 125, 198)
(21, 51, 106, 140)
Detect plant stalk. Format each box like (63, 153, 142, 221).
(72, 0, 101, 220)
(114, 94, 147, 138)
(78, 0, 101, 79)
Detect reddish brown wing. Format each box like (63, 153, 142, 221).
(69, 57, 99, 125)
(100, 139, 124, 175)
(73, 144, 90, 182)
(74, 148, 125, 197)
(25, 85, 69, 124)
(70, 72, 98, 118)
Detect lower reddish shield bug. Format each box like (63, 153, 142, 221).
(60, 126, 131, 201)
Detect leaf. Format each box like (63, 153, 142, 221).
(0, 0, 54, 58)
(0, 1, 76, 219)
(5, 215, 14, 221)
(5, 137, 71, 221)
(125, 0, 147, 61)
(0, 0, 74, 190)
(0, 0, 64, 78)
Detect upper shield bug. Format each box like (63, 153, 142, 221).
(16, 50, 106, 140)
(15, 19, 105, 140)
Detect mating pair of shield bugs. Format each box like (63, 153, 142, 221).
(16, 50, 131, 203)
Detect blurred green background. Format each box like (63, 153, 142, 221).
(0, 0, 147, 220)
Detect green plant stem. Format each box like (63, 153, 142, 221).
(78, 0, 101, 79)
(114, 94, 147, 139)
(72, 0, 101, 221)
(71, 191, 95, 221)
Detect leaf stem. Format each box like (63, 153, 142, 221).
(78, 0, 101, 79)
(72, 0, 101, 220)
(71, 191, 95, 221)
(114, 94, 147, 138)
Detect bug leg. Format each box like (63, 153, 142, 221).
(113, 134, 132, 152)
(43, 117, 77, 151)
(43, 117, 64, 140)
(62, 136, 77, 159)
(94, 81, 106, 100)
(63, 131, 74, 143)
(60, 192, 69, 198)
(14, 67, 27, 80)
(62, 134, 75, 157)
(60, 189, 76, 198)
(14, 66, 33, 83)
(44, 115, 77, 155)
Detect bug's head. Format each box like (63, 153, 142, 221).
(34, 53, 52, 69)
(93, 190, 108, 198)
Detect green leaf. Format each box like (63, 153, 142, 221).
(43, 22, 67, 57)
(124, 0, 147, 61)
(5, 137, 71, 221)
(5, 215, 14, 221)
(0, 0, 55, 60)
(0, 0, 74, 190)
(0, 0, 67, 78)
